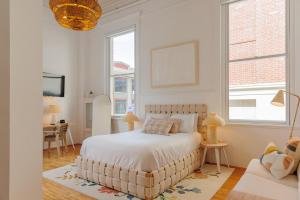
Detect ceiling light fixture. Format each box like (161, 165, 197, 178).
(49, 0, 102, 31)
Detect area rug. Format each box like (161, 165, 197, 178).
(43, 164, 234, 200)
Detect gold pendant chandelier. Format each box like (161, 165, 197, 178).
(49, 0, 102, 31)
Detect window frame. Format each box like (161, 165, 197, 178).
(221, 0, 292, 125)
(106, 27, 137, 118)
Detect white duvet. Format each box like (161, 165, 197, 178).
(80, 130, 201, 171)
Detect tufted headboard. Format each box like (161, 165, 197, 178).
(145, 104, 208, 134)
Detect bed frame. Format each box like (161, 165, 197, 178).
(76, 104, 207, 200)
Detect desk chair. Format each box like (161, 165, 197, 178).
(44, 123, 68, 156)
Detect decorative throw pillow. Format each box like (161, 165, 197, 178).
(143, 113, 170, 128)
(260, 142, 294, 179)
(143, 118, 173, 135)
(284, 137, 300, 174)
(168, 119, 182, 134)
(170, 113, 198, 133)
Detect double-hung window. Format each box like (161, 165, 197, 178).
(108, 29, 136, 116)
(223, 0, 289, 123)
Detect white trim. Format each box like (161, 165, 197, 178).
(102, 0, 149, 18)
(229, 53, 286, 63)
(220, 2, 227, 120)
(225, 122, 293, 129)
(229, 83, 285, 91)
(104, 25, 136, 38)
(221, 0, 292, 125)
(220, 0, 246, 5)
(286, 0, 292, 126)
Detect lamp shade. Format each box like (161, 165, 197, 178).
(48, 105, 61, 114)
(49, 0, 102, 31)
(203, 112, 225, 127)
(124, 112, 139, 123)
(271, 90, 285, 107)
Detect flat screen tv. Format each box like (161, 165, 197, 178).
(43, 72, 65, 97)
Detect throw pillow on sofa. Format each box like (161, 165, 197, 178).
(284, 137, 300, 174)
(260, 142, 294, 179)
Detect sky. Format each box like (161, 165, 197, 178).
(113, 31, 135, 69)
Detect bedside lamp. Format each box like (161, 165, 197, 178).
(124, 112, 139, 131)
(271, 89, 300, 139)
(48, 104, 61, 125)
(203, 112, 225, 144)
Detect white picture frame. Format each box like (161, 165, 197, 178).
(151, 41, 199, 88)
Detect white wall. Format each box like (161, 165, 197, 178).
(0, 0, 43, 199)
(0, 0, 10, 198)
(79, 0, 300, 167)
(43, 7, 81, 144)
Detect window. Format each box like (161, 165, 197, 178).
(224, 0, 288, 122)
(114, 100, 127, 115)
(108, 29, 135, 116)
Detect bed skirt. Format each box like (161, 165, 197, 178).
(75, 148, 201, 200)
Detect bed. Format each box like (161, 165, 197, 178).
(76, 104, 207, 200)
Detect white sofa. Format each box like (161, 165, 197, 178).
(228, 159, 299, 200)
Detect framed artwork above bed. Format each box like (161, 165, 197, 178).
(151, 41, 199, 88)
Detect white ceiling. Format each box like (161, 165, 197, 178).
(100, 0, 143, 14)
(44, 0, 146, 14)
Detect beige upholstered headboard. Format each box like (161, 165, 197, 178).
(145, 104, 208, 133)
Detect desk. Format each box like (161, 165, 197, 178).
(43, 124, 75, 150)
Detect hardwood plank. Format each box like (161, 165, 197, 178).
(211, 167, 245, 200)
(43, 145, 245, 200)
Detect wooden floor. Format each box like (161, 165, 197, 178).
(43, 145, 245, 200)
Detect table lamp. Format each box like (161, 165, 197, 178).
(271, 89, 300, 139)
(124, 112, 139, 131)
(48, 104, 61, 125)
(202, 112, 225, 144)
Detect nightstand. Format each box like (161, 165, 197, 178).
(201, 142, 230, 173)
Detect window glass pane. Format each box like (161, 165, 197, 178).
(229, 57, 286, 121)
(114, 77, 127, 92)
(229, 0, 286, 61)
(110, 31, 135, 116)
(111, 32, 135, 75)
(229, 57, 285, 86)
(114, 100, 127, 115)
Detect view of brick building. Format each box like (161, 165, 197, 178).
(109, 30, 135, 116)
(228, 0, 286, 121)
(110, 61, 135, 115)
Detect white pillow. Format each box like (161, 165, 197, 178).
(170, 113, 198, 133)
(260, 142, 294, 179)
(143, 113, 170, 127)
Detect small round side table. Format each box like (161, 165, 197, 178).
(201, 142, 230, 173)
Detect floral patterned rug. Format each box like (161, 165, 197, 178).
(43, 164, 234, 200)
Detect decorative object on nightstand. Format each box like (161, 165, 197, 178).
(202, 112, 225, 144)
(271, 89, 300, 139)
(47, 104, 61, 125)
(201, 142, 230, 173)
(124, 112, 139, 131)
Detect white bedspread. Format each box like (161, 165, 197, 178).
(80, 130, 201, 171)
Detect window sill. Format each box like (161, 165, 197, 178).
(224, 120, 290, 130)
(111, 116, 125, 120)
